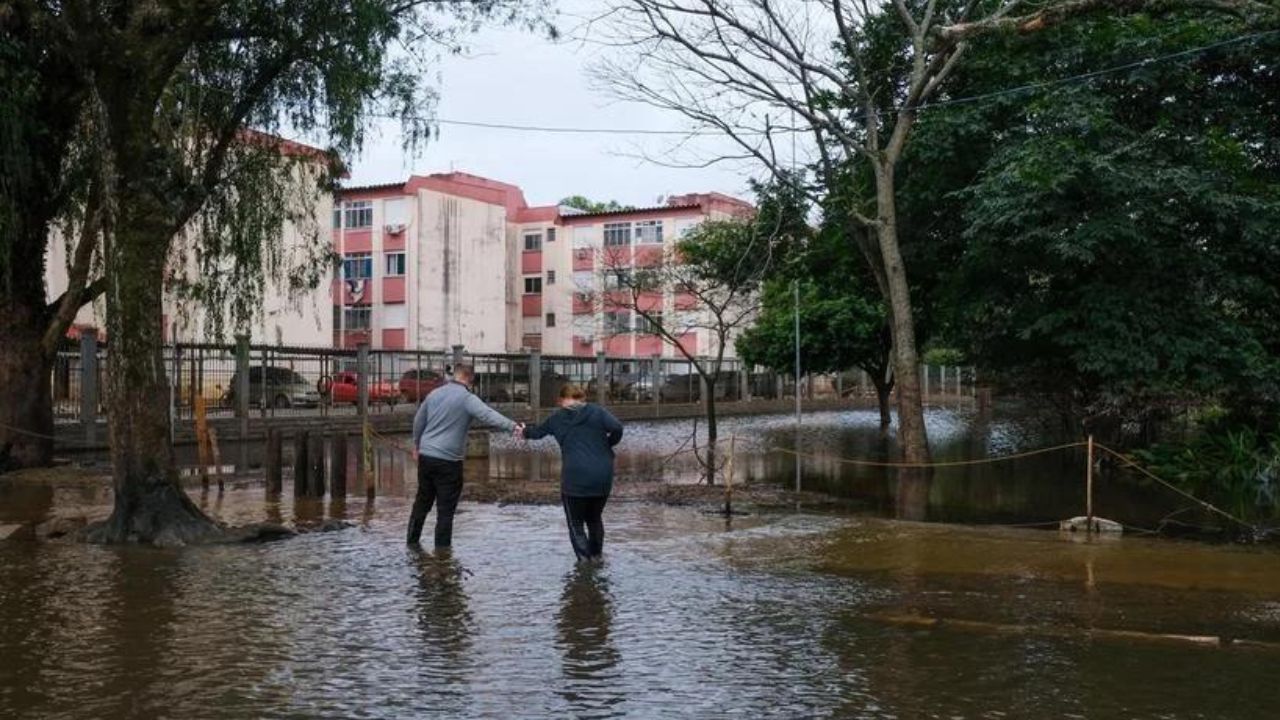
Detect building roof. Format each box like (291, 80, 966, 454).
(336, 171, 753, 221)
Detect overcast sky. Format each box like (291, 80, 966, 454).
(339, 5, 759, 208)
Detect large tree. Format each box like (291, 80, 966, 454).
(903, 14, 1280, 438)
(595, 0, 1279, 466)
(2, 0, 550, 544)
(0, 14, 96, 470)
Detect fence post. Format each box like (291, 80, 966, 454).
(293, 431, 309, 498)
(330, 432, 347, 498)
(357, 342, 370, 419)
(265, 429, 282, 495)
(308, 433, 326, 498)
(652, 354, 662, 418)
(740, 363, 750, 402)
(922, 364, 930, 402)
(595, 350, 607, 406)
(79, 330, 98, 447)
(234, 334, 250, 471)
(451, 344, 464, 372)
(1086, 434, 1095, 534)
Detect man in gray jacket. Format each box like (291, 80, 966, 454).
(409, 363, 521, 546)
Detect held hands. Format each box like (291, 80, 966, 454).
(513, 423, 526, 442)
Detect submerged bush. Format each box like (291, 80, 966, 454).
(1134, 427, 1280, 526)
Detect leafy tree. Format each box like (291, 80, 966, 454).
(738, 219, 895, 428)
(1, 0, 550, 543)
(559, 195, 633, 213)
(900, 15, 1280, 438)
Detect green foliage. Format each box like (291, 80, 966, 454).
(922, 348, 965, 367)
(736, 177, 891, 379)
(559, 196, 632, 213)
(1134, 426, 1280, 523)
(898, 14, 1280, 427)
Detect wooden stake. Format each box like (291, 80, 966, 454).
(208, 427, 223, 492)
(330, 432, 348, 498)
(1086, 434, 1095, 534)
(265, 429, 282, 495)
(294, 431, 309, 498)
(194, 394, 211, 489)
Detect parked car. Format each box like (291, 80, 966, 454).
(399, 369, 446, 403)
(327, 371, 400, 406)
(224, 366, 321, 409)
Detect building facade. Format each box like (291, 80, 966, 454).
(333, 172, 753, 358)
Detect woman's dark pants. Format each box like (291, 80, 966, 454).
(561, 494, 608, 560)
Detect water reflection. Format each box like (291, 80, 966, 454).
(555, 564, 622, 718)
(410, 548, 474, 688)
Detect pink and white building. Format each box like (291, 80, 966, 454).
(333, 172, 753, 358)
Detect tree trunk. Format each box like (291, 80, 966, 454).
(86, 223, 219, 545)
(0, 300, 55, 471)
(872, 374, 895, 433)
(874, 165, 930, 464)
(702, 375, 718, 486)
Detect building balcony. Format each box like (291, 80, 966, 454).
(339, 229, 373, 253)
(573, 336, 595, 357)
(521, 251, 543, 274)
(573, 249, 594, 271)
(635, 335, 663, 357)
(573, 294, 594, 315)
(522, 294, 542, 317)
(605, 336, 631, 357)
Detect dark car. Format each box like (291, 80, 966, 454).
(224, 366, 321, 409)
(399, 369, 447, 403)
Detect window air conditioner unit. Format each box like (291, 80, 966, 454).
(385, 223, 406, 234)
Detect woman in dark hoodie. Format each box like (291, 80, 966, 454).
(523, 384, 624, 560)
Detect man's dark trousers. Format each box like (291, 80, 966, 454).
(408, 456, 464, 546)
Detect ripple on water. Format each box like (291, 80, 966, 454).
(2, 501, 1279, 719)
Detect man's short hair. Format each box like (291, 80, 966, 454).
(452, 363, 475, 383)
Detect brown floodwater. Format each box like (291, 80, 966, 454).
(4, 408, 1279, 718)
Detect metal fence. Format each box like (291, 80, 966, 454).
(52, 335, 978, 427)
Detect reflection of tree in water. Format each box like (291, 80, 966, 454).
(412, 548, 475, 703)
(555, 564, 624, 718)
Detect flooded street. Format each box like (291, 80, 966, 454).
(4, 408, 1280, 718)
(3, 494, 1280, 719)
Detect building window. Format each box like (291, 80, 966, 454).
(603, 222, 632, 246)
(546, 313, 557, 327)
(546, 270, 556, 285)
(603, 268, 633, 290)
(343, 253, 373, 280)
(332, 205, 342, 229)
(635, 313, 664, 335)
(635, 220, 664, 244)
(546, 227, 557, 243)
(343, 307, 372, 330)
(524, 232, 543, 251)
(524, 277, 543, 294)
(604, 310, 632, 335)
(344, 201, 373, 229)
(385, 252, 406, 277)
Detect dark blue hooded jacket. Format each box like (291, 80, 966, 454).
(525, 403, 624, 497)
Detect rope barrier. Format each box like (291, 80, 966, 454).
(1093, 443, 1257, 532)
(766, 441, 1088, 469)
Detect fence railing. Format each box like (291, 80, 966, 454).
(53, 335, 977, 430)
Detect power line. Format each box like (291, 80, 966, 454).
(353, 29, 1277, 137)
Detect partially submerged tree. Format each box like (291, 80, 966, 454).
(2, 0, 551, 543)
(595, 0, 1279, 465)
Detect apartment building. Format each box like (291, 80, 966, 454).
(46, 135, 335, 346)
(334, 172, 753, 358)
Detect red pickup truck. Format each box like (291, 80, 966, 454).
(326, 372, 400, 406)
(399, 369, 446, 403)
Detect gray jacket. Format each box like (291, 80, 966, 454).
(412, 381, 517, 461)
